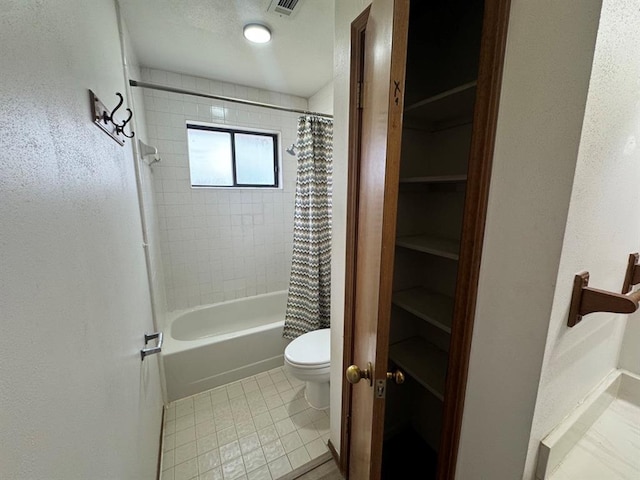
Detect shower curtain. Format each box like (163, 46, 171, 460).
(282, 115, 333, 340)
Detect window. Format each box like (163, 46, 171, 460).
(187, 123, 279, 188)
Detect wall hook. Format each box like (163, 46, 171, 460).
(109, 92, 124, 120)
(568, 269, 640, 327)
(117, 108, 135, 138)
(89, 90, 134, 146)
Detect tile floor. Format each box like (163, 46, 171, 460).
(160, 366, 331, 480)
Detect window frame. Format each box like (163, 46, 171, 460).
(186, 122, 281, 189)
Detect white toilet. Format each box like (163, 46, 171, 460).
(284, 328, 330, 410)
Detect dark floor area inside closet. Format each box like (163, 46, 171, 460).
(381, 427, 438, 479)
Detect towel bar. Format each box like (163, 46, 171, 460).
(568, 253, 640, 327)
(622, 252, 640, 294)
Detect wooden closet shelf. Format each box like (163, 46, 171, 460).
(389, 337, 448, 401)
(403, 81, 477, 124)
(396, 234, 460, 260)
(392, 287, 454, 333)
(399, 174, 467, 184)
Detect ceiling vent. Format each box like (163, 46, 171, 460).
(266, 0, 305, 18)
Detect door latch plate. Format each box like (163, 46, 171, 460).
(375, 379, 386, 398)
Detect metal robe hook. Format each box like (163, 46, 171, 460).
(89, 89, 135, 146)
(117, 108, 135, 138)
(109, 92, 124, 120)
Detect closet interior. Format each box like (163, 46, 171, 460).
(382, 1, 485, 477)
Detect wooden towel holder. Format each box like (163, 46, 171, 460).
(568, 252, 640, 327)
(622, 252, 640, 294)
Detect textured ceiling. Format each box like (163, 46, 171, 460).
(119, 0, 334, 98)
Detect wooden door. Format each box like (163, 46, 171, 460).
(347, 1, 410, 479)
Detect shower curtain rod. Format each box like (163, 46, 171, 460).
(129, 80, 333, 119)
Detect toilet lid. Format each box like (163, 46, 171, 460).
(285, 328, 330, 366)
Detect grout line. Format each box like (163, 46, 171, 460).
(159, 366, 330, 480)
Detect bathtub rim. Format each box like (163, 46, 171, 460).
(161, 290, 290, 355)
(167, 289, 288, 325)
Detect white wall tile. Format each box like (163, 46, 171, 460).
(142, 68, 306, 311)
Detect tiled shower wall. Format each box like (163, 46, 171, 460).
(140, 68, 306, 313)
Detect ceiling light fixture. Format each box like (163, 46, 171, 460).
(243, 23, 272, 44)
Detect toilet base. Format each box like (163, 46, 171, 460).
(304, 381, 330, 410)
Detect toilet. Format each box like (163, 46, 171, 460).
(284, 328, 330, 410)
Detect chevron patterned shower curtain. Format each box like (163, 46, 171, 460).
(282, 115, 333, 340)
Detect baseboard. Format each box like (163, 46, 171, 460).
(327, 439, 340, 468)
(278, 451, 333, 480)
(536, 369, 640, 479)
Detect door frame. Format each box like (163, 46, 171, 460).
(339, 5, 371, 476)
(436, 1, 512, 477)
(340, 0, 512, 478)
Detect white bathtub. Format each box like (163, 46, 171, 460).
(162, 290, 291, 402)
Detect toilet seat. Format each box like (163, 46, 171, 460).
(286, 359, 330, 369)
(284, 328, 330, 367)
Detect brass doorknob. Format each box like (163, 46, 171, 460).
(387, 369, 405, 384)
(346, 362, 372, 385)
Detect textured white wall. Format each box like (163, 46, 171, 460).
(615, 13, 640, 379)
(330, 0, 372, 454)
(522, 1, 640, 477)
(139, 68, 305, 313)
(0, 0, 163, 479)
(309, 80, 335, 116)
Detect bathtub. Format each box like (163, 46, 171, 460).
(162, 290, 291, 402)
